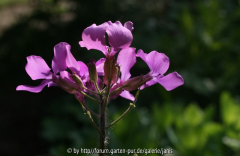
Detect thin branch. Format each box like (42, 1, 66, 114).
(85, 111, 102, 136)
(74, 93, 101, 135)
(74, 93, 99, 118)
(106, 103, 136, 129)
(94, 81, 101, 94)
(106, 89, 140, 129)
(109, 85, 127, 96)
(77, 89, 100, 104)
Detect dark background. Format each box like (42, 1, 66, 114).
(1, 0, 240, 156)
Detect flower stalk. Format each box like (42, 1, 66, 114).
(99, 99, 106, 155)
(85, 111, 102, 136)
(77, 89, 100, 104)
(74, 93, 101, 134)
(106, 89, 140, 129)
(106, 103, 136, 129)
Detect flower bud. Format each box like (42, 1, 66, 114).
(71, 73, 86, 89)
(52, 75, 78, 94)
(123, 74, 152, 91)
(87, 59, 98, 83)
(103, 55, 117, 85)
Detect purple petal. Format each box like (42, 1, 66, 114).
(60, 71, 72, 81)
(52, 42, 80, 74)
(25, 55, 51, 80)
(48, 81, 57, 87)
(16, 79, 51, 93)
(146, 51, 169, 75)
(96, 58, 105, 76)
(52, 42, 68, 74)
(120, 90, 135, 101)
(96, 58, 105, 66)
(64, 44, 80, 74)
(140, 79, 158, 90)
(157, 72, 184, 91)
(106, 21, 133, 52)
(117, 48, 136, 81)
(124, 21, 134, 31)
(137, 50, 170, 76)
(136, 49, 147, 63)
(78, 61, 88, 76)
(79, 22, 108, 55)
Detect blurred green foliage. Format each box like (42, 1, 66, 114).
(1, 0, 240, 156)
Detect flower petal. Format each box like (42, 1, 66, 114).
(48, 81, 57, 87)
(65, 46, 80, 75)
(96, 58, 105, 66)
(96, 58, 105, 76)
(117, 48, 136, 81)
(16, 79, 51, 93)
(78, 61, 88, 77)
(79, 22, 108, 55)
(140, 79, 158, 90)
(120, 90, 135, 101)
(136, 49, 147, 63)
(124, 21, 134, 31)
(106, 21, 133, 52)
(60, 71, 72, 81)
(137, 50, 170, 76)
(52, 42, 68, 74)
(52, 42, 80, 74)
(157, 72, 184, 91)
(25, 55, 51, 80)
(146, 51, 169, 75)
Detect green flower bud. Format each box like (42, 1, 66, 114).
(123, 74, 152, 91)
(87, 59, 98, 83)
(71, 73, 86, 89)
(103, 55, 117, 85)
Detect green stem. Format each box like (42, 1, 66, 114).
(106, 89, 140, 129)
(100, 86, 107, 94)
(106, 103, 136, 129)
(83, 87, 99, 95)
(74, 93, 101, 135)
(85, 111, 102, 135)
(94, 81, 101, 94)
(99, 98, 106, 156)
(82, 102, 100, 118)
(74, 93, 99, 118)
(109, 85, 127, 96)
(102, 81, 111, 113)
(77, 89, 100, 104)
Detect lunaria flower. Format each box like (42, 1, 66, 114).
(136, 49, 184, 91)
(79, 21, 134, 56)
(16, 42, 80, 93)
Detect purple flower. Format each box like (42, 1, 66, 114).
(136, 49, 184, 91)
(79, 21, 134, 56)
(109, 47, 136, 101)
(16, 42, 80, 93)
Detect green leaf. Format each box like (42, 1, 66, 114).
(220, 91, 240, 127)
(183, 103, 204, 127)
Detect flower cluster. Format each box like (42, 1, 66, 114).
(16, 21, 184, 103)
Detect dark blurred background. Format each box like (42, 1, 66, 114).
(1, 0, 240, 156)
